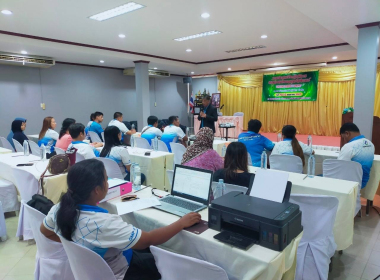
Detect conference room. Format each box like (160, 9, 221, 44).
(0, 1, 380, 280)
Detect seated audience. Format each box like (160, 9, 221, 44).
(108, 112, 136, 140)
(40, 159, 201, 280)
(238, 119, 275, 167)
(56, 118, 76, 151)
(11, 119, 29, 147)
(67, 123, 102, 159)
(181, 127, 223, 172)
(213, 142, 253, 188)
(338, 123, 374, 188)
(100, 126, 146, 184)
(141, 116, 163, 145)
(88, 111, 104, 141)
(272, 125, 312, 166)
(38, 116, 59, 154)
(84, 113, 95, 139)
(7, 117, 27, 150)
(161, 116, 188, 151)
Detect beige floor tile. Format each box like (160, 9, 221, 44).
(23, 246, 37, 258)
(331, 254, 367, 278)
(0, 238, 33, 258)
(361, 263, 380, 280)
(373, 239, 380, 252)
(0, 274, 7, 280)
(2, 276, 34, 280)
(0, 257, 23, 275)
(367, 250, 380, 266)
(7, 256, 35, 276)
(328, 271, 361, 280)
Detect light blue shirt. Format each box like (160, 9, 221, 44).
(89, 122, 104, 141)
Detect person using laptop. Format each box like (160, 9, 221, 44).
(40, 159, 201, 280)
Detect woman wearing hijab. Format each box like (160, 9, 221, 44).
(11, 120, 29, 147)
(181, 127, 224, 172)
(7, 118, 27, 149)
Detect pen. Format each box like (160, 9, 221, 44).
(303, 175, 308, 180)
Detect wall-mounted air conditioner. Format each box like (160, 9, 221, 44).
(0, 52, 55, 68)
(123, 68, 170, 78)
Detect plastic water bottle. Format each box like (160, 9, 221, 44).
(261, 151, 267, 169)
(131, 123, 135, 130)
(129, 163, 135, 184)
(221, 145, 227, 157)
(133, 164, 141, 191)
(131, 135, 135, 148)
(214, 179, 225, 199)
(307, 135, 312, 147)
(153, 136, 158, 151)
(40, 144, 46, 161)
(23, 140, 30, 156)
(277, 133, 282, 143)
(307, 155, 315, 178)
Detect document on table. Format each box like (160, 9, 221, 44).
(116, 197, 161, 215)
(249, 169, 289, 203)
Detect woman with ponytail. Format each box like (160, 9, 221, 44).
(272, 125, 313, 166)
(40, 159, 201, 280)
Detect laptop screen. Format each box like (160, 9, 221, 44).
(171, 165, 213, 204)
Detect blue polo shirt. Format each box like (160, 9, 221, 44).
(89, 122, 104, 141)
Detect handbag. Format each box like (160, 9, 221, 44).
(39, 154, 71, 195)
(27, 194, 54, 215)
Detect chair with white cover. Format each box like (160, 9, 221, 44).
(170, 143, 186, 166)
(12, 139, 24, 152)
(150, 246, 229, 280)
(101, 132, 105, 142)
(134, 137, 151, 149)
(157, 140, 169, 152)
(23, 202, 75, 280)
(12, 168, 40, 240)
(0, 136, 15, 152)
(60, 237, 117, 280)
(75, 153, 85, 163)
(96, 157, 124, 180)
(0, 176, 19, 213)
(233, 112, 244, 117)
(211, 182, 248, 199)
(323, 159, 363, 216)
(269, 154, 303, 174)
(290, 194, 338, 280)
(55, 147, 66, 155)
(88, 131, 103, 143)
(29, 140, 41, 156)
(247, 153, 252, 166)
(166, 169, 174, 187)
(0, 201, 7, 242)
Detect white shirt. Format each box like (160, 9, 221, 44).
(106, 146, 132, 178)
(108, 119, 129, 134)
(67, 141, 99, 159)
(272, 139, 312, 156)
(39, 129, 59, 153)
(163, 125, 185, 139)
(45, 129, 59, 140)
(44, 203, 141, 280)
(141, 126, 163, 138)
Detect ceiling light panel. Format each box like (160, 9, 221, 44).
(225, 45, 266, 53)
(89, 2, 145, 21)
(174, 31, 222, 42)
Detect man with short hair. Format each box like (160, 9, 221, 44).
(88, 111, 104, 141)
(141, 116, 163, 145)
(67, 123, 102, 159)
(198, 95, 218, 133)
(108, 112, 136, 136)
(161, 116, 188, 151)
(338, 123, 374, 188)
(238, 119, 274, 167)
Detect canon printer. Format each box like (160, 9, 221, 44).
(209, 191, 302, 251)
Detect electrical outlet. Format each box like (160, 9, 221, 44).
(41, 103, 46, 110)
(155, 102, 157, 107)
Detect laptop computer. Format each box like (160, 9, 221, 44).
(153, 165, 213, 217)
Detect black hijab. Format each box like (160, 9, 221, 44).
(11, 120, 29, 146)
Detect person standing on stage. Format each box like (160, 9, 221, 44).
(198, 95, 218, 133)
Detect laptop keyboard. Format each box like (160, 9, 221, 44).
(161, 196, 201, 211)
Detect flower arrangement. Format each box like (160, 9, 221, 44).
(342, 107, 354, 114)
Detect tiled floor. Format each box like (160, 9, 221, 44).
(0, 203, 380, 280)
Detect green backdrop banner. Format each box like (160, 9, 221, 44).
(262, 71, 319, 102)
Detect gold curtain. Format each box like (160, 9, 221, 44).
(218, 65, 380, 136)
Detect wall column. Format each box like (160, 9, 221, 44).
(134, 60, 150, 128)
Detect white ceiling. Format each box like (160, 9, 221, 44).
(0, 0, 379, 75)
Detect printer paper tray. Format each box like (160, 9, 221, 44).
(214, 230, 258, 250)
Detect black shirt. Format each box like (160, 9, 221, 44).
(213, 169, 253, 188)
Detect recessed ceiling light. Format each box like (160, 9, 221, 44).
(21, 51, 28, 55)
(153, 67, 157, 69)
(174, 30, 222, 42)
(191, 72, 195, 74)
(118, 34, 126, 38)
(201, 13, 210, 18)
(100, 60, 105, 63)
(89, 2, 145, 21)
(332, 56, 337, 60)
(1, 10, 12, 15)
(228, 68, 231, 71)
(186, 49, 192, 52)
(261, 34, 268, 39)
(274, 62, 283, 66)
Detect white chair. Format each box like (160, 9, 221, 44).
(28, 140, 41, 156)
(12, 168, 40, 240)
(247, 153, 252, 166)
(55, 147, 66, 155)
(60, 237, 117, 280)
(96, 157, 124, 180)
(75, 153, 85, 163)
(211, 182, 248, 199)
(23, 202, 75, 280)
(157, 140, 169, 152)
(269, 154, 303, 174)
(150, 246, 229, 280)
(233, 112, 244, 117)
(101, 132, 104, 142)
(166, 169, 174, 187)
(0, 177, 19, 213)
(12, 139, 24, 152)
(134, 137, 151, 149)
(290, 194, 338, 280)
(0, 201, 7, 242)
(170, 143, 186, 166)
(0, 136, 15, 152)
(323, 159, 363, 216)
(88, 131, 103, 143)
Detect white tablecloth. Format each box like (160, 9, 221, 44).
(0, 147, 12, 154)
(194, 116, 243, 138)
(249, 166, 357, 251)
(101, 188, 302, 280)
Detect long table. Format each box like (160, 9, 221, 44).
(101, 187, 302, 280)
(0, 147, 12, 154)
(249, 166, 357, 251)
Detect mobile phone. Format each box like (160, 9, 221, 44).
(144, 151, 151, 156)
(121, 194, 139, 202)
(16, 163, 34, 166)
